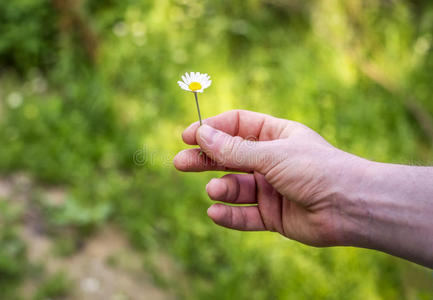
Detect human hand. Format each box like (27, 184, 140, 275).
(174, 110, 368, 247)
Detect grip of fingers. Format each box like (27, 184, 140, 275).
(196, 125, 276, 172)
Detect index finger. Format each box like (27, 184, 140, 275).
(182, 109, 291, 145)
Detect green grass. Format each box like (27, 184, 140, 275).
(1, 0, 433, 299)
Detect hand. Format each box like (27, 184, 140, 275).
(174, 110, 367, 247)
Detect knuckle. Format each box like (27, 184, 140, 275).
(227, 207, 235, 228)
(222, 174, 240, 203)
(239, 208, 248, 229)
(230, 108, 244, 115)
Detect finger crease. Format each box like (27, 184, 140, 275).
(231, 177, 241, 203)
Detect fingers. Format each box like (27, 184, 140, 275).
(173, 148, 253, 172)
(255, 172, 285, 233)
(173, 148, 225, 172)
(196, 125, 284, 174)
(182, 110, 292, 145)
(206, 174, 257, 204)
(207, 204, 266, 231)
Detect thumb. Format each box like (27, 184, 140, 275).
(196, 125, 281, 173)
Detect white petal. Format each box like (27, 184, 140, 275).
(200, 75, 208, 84)
(178, 72, 211, 92)
(190, 72, 196, 81)
(178, 81, 189, 89)
(185, 73, 191, 84)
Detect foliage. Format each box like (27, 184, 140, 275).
(0, 0, 57, 73)
(33, 271, 71, 300)
(0, 201, 29, 300)
(1, 0, 433, 299)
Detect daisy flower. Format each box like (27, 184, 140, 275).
(177, 72, 211, 93)
(177, 72, 212, 126)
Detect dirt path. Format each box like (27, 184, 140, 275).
(0, 174, 173, 300)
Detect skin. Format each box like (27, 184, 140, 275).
(173, 110, 433, 268)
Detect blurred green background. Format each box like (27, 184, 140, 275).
(1, 0, 433, 299)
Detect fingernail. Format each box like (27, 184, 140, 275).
(198, 125, 218, 146)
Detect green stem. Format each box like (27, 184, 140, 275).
(194, 92, 204, 156)
(194, 92, 202, 126)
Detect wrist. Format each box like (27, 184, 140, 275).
(336, 158, 433, 267)
(333, 155, 379, 247)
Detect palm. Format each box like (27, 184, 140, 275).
(175, 110, 345, 246)
(254, 171, 338, 247)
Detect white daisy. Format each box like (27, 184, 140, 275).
(177, 72, 211, 93)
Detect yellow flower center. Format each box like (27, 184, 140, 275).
(189, 82, 202, 91)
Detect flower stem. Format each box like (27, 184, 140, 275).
(194, 92, 204, 156)
(194, 92, 202, 126)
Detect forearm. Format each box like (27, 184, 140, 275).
(341, 160, 433, 267)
